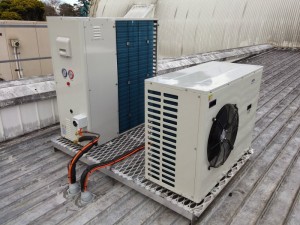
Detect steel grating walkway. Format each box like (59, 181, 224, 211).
(0, 48, 299, 225)
(52, 125, 253, 223)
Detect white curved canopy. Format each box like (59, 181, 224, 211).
(90, 0, 300, 58)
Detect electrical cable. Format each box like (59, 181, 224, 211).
(80, 144, 145, 192)
(68, 132, 100, 184)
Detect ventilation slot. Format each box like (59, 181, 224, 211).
(163, 163, 175, 172)
(163, 118, 177, 126)
(163, 147, 176, 155)
(148, 90, 161, 96)
(149, 137, 160, 144)
(164, 106, 178, 113)
(149, 120, 160, 127)
(149, 131, 160, 138)
(149, 157, 160, 165)
(149, 142, 160, 150)
(162, 179, 175, 187)
(148, 96, 161, 102)
(150, 148, 160, 155)
(149, 168, 160, 176)
(163, 124, 177, 132)
(163, 112, 177, 119)
(163, 136, 176, 143)
(163, 130, 176, 137)
(149, 108, 160, 114)
(164, 99, 178, 106)
(148, 163, 159, 171)
(149, 102, 161, 108)
(149, 173, 159, 180)
(164, 93, 178, 99)
(148, 125, 160, 133)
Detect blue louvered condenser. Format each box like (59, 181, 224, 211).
(116, 20, 158, 133)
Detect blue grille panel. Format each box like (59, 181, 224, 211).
(116, 20, 157, 133)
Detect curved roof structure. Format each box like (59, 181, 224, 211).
(90, 0, 300, 57)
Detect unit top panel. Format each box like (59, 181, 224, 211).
(146, 62, 262, 93)
(47, 17, 157, 22)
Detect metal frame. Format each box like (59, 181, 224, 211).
(52, 124, 253, 224)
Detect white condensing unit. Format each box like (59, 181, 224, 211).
(48, 17, 157, 144)
(145, 61, 263, 203)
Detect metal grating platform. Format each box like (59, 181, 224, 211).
(52, 125, 253, 224)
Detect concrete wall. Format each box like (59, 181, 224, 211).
(0, 75, 58, 142)
(0, 20, 53, 81)
(90, 0, 300, 58)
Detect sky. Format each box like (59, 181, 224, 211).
(62, 0, 78, 5)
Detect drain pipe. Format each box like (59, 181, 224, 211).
(11, 40, 23, 79)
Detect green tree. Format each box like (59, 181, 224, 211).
(43, 0, 90, 18)
(0, 11, 22, 20)
(44, 3, 58, 19)
(59, 3, 78, 16)
(11, 0, 45, 20)
(0, 0, 45, 21)
(79, 0, 90, 17)
(0, 0, 12, 12)
(46, 0, 61, 12)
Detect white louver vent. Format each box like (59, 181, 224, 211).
(93, 26, 102, 40)
(146, 89, 178, 188)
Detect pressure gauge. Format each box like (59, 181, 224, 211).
(62, 68, 68, 78)
(68, 70, 74, 79)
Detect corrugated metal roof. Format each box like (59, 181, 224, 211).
(0, 48, 299, 225)
(91, 0, 300, 57)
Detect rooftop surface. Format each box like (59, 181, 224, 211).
(0, 48, 299, 225)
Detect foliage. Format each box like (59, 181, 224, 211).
(0, 11, 22, 20)
(0, 0, 12, 12)
(0, 0, 45, 21)
(78, 0, 90, 17)
(45, 0, 60, 12)
(44, 3, 58, 18)
(0, 0, 90, 21)
(59, 3, 79, 16)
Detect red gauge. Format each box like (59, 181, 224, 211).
(68, 70, 74, 79)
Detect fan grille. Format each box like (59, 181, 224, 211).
(207, 104, 239, 168)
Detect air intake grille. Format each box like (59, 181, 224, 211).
(146, 89, 178, 187)
(93, 26, 102, 40)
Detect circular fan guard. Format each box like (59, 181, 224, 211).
(207, 104, 239, 169)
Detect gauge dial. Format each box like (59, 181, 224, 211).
(62, 68, 67, 78)
(68, 70, 74, 79)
